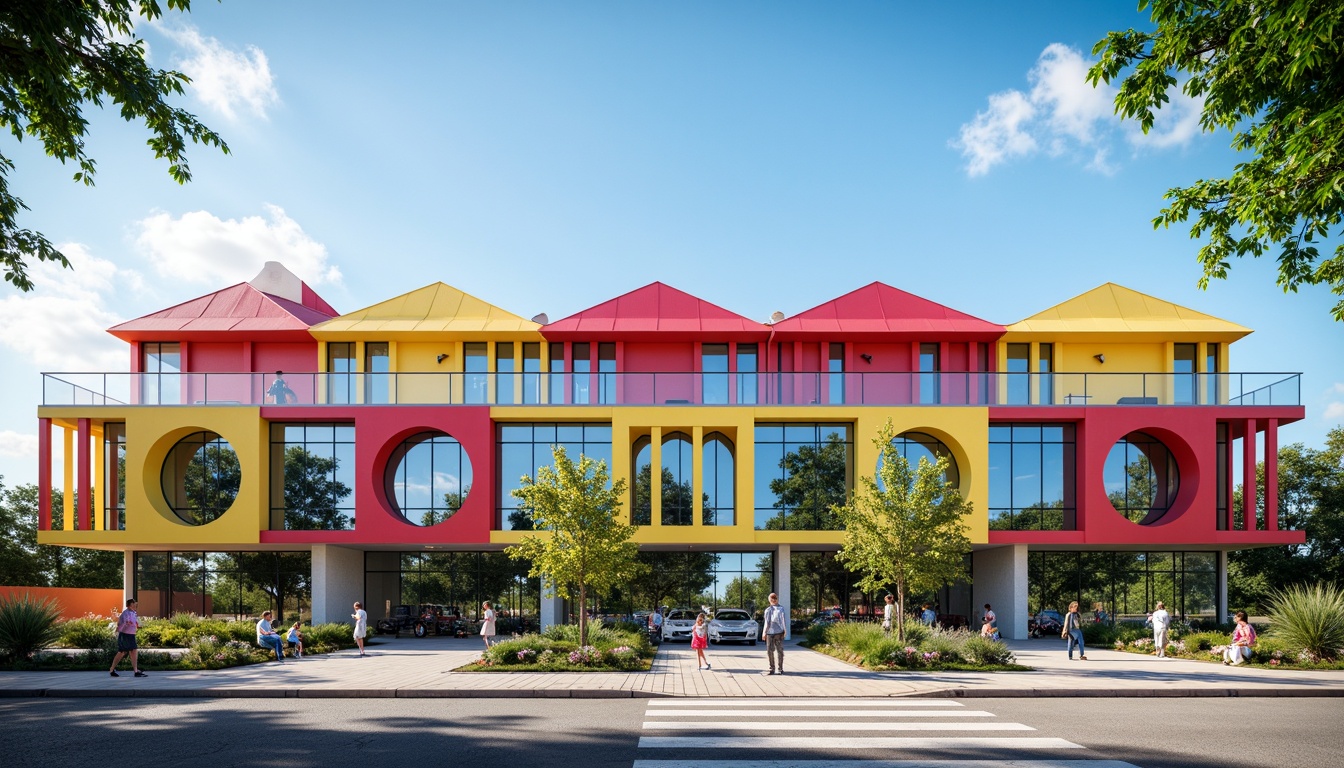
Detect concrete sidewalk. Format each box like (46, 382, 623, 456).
(0, 636, 1340, 699)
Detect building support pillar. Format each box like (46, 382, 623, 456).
(540, 576, 565, 631)
(1265, 419, 1279, 530)
(311, 545, 364, 624)
(775, 544, 791, 639)
(971, 545, 1029, 639)
(1216, 550, 1229, 622)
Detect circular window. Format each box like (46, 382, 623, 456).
(880, 432, 960, 490)
(1105, 431, 1180, 524)
(161, 431, 240, 525)
(385, 431, 472, 525)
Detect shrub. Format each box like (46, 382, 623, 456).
(1080, 622, 1122, 647)
(539, 623, 650, 655)
(179, 634, 267, 670)
(58, 615, 115, 650)
(1180, 631, 1228, 654)
(484, 635, 553, 666)
(824, 621, 888, 657)
(804, 622, 829, 645)
(1266, 583, 1344, 662)
(304, 623, 355, 650)
(920, 628, 964, 664)
(168, 612, 198, 629)
(0, 593, 64, 661)
(961, 635, 1015, 666)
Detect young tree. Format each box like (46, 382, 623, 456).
(1089, 1, 1344, 320)
(1, 0, 230, 291)
(833, 420, 973, 641)
(505, 446, 643, 646)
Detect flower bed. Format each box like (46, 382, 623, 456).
(803, 620, 1028, 672)
(459, 624, 653, 672)
(1113, 629, 1344, 669)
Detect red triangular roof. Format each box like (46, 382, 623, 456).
(542, 282, 770, 341)
(769, 282, 1005, 341)
(109, 283, 339, 342)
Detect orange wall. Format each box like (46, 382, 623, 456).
(0, 586, 124, 621)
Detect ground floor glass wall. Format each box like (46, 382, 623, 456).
(364, 552, 540, 633)
(604, 551, 775, 619)
(791, 552, 972, 626)
(1027, 551, 1217, 623)
(134, 551, 311, 622)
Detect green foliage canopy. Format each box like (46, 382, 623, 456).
(1089, 0, 1344, 320)
(0, 0, 229, 291)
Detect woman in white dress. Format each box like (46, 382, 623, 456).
(480, 601, 497, 649)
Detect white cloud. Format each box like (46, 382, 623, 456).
(134, 205, 342, 287)
(0, 431, 37, 459)
(955, 90, 1037, 177)
(955, 43, 1204, 176)
(1325, 402, 1344, 421)
(0, 244, 129, 371)
(157, 23, 278, 121)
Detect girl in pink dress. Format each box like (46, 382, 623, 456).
(692, 613, 710, 670)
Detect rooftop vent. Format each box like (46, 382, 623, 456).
(531, 313, 549, 324)
(768, 310, 785, 324)
(249, 261, 303, 304)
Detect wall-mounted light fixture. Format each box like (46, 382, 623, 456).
(436, 354, 449, 364)
(1094, 354, 1105, 364)
(860, 353, 873, 363)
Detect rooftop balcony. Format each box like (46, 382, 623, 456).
(40, 371, 1302, 408)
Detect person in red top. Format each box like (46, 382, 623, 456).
(109, 598, 146, 678)
(1223, 610, 1257, 665)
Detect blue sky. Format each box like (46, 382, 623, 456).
(1, 1, 1339, 485)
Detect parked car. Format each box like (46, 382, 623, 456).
(661, 609, 698, 642)
(375, 604, 465, 637)
(708, 608, 758, 646)
(1030, 609, 1064, 638)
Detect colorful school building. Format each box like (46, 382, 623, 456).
(34, 263, 1304, 638)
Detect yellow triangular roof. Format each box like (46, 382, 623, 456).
(1006, 283, 1251, 341)
(310, 283, 540, 339)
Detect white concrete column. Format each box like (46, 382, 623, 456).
(311, 545, 364, 624)
(123, 550, 135, 603)
(1217, 550, 1229, 621)
(540, 576, 565, 631)
(972, 544, 1029, 640)
(775, 544, 791, 639)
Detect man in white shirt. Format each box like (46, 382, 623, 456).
(761, 593, 788, 675)
(1150, 601, 1171, 658)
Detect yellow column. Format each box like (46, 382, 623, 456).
(63, 427, 74, 530)
(650, 427, 662, 528)
(93, 425, 104, 531)
(1028, 342, 1040, 404)
(736, 423, 754, 531)
(691, 426, 704, 528)
(388, 341, 399, 404)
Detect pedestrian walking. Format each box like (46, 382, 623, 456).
(108, 598, 146, 678)
(1150, 601, 1171, 658)
(1062, 600, 1087, 660)
(256, 610, 285, 663)
(761, 592, 787, 676)
(920, 602, 937, 626)
(1223, 610, 1256, 665)
(351, 602, 367, 656)
(692, 612, 711, 670)
(480, 601, 497, 649)
(882, 594, 895, 634)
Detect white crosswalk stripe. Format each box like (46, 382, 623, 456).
(633, 698, 1144, 767)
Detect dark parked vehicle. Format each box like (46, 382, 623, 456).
(376, 604, 465, 637)
(1030, 610, 1064, 638)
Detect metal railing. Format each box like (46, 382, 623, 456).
(39, 371, 1303, 407)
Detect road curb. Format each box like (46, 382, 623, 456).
(1, 686, 1341, 699)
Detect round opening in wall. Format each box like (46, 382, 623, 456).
(1104, 431, 1180, 525)
(161, 431, 240, 525)
(385, 431, 472, 526)
(879, 431, 960, 491)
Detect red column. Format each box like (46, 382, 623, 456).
(1242, 418, 1257, 530)
(38, 418, 51, 531)
(77, 417, 92, 531)
(1224, 424, 1236, 531)
(1265, 419, 1279, 531)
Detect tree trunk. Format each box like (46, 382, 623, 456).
(895, 581, 907, 643)
(578, 583, 588, 647)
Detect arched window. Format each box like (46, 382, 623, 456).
(662, 431, 693, 526)
(881, 432, 960, 491)
(631, 436, 652, 525)
(703, 432, 735, 526)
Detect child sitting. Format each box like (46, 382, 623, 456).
(287, 622, 304, 658)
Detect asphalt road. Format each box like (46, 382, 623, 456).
(1, 696, 1339, 768)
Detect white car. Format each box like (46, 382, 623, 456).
(661, 609, 698, 642)
(708, 608, 759, 646)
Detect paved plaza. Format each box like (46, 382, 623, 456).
(1, 636, 1340, 698)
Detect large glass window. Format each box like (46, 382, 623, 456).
(661, 431, 694, 526)
(1105, 431, 1180, 524)
(385, 432, 472, 526)
(464, 343, 488, 404)
(919, 343, 940, 404)
(1205, 343, 1221, 404)
(703, 433, 735, 526)
(364, 551, 540, 633)
(161, 431, 239, 525)
(703, 343, 729, 405)
(1038, 343, 1054, 404)
(737, 344, 758, 405)
(522, 343, 542, 404)
(497, 423, 613, 530)
(882, 432, 960, 491)
(598, 343, 616, 404)
(1006, 343, 1029, 405)
(1174, 343, 1197, 405)
(141, 342, 181, 404)
(632, 436, 653, 525)
(103, 423, 126, 530)
(496, 342, 515, 405)
(135, 551, 311, 622)
(572, 343, 591, 404)
(602, 552, 774, 618)
(547, 343, 566, 403)
(269, 423, 356, 530)
(827, 343, 845, 404)
(1028, 551, 1216, 624)
(327, 342, 356, 404)
(364, 342, 390, 404)
(754, 423, 852, 530)
(988, 423, 1076, 530)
